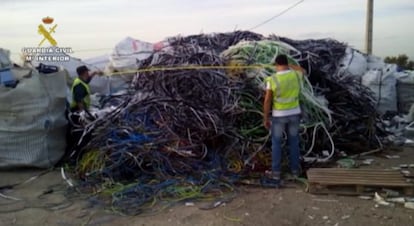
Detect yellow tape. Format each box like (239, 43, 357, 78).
(104, 64, 275, 76)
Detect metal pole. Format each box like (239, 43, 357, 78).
(365, 0, 374, 54)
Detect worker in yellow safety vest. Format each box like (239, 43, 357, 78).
(70, 65, 101, 112)
(65, 65, 102, 162)
(263, 54, 305, 183)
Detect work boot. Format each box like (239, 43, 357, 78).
(262, 171, 282, 188)
(265, 170, 281, 180)
(284, 171, 300, 182)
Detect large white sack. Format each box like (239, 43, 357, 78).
(395, 71, 414, 113)
(362, 64, 398, 114)
(0, 48, 12, 68)
(0, 68, 67, 168)
(395, 71, 414, 84)
(367, 55, 385, 70)
(338, 47, 368, 78)
(405, 103, 414, 122)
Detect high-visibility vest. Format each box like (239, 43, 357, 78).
(267, 70, 301, 110)
(70, 77, 91, 109)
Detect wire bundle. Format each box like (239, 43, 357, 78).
(72, 31, 387, 215)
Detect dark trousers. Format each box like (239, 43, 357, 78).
(64, 109, 91, 162)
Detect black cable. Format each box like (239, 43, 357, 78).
(249, 0, 305, 30)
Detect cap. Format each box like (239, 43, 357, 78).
(76, 65, 90, 76)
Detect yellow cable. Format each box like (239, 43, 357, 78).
(228, 160, 243, 173)
(222, 199, 245, 222)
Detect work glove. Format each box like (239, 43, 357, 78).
(78, 110, 96, 125)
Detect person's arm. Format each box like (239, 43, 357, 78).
(90, 70, 104, 78)
(263, 80, 273, 130)
(77, 102, 85, 111)
(289, 64, 306, 74)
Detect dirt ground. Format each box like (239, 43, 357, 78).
(1, 147, 414, 226)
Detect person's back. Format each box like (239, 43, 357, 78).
(267, 69, 301, 116)
(263, 54, 304, 182)
(70, 65, 92, 112)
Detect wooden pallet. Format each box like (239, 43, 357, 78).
(401, 169, 414, 178)
(307, 168, 414, 196)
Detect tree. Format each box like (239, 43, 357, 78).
(384, 54, 414, 70)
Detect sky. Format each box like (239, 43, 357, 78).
(1, 0, 413, 62)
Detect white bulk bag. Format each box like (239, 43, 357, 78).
(338, 47, 368, 78)
(0, 68, 67, 168)
(362, 65, 398, 114)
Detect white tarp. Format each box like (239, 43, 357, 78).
(0, 67, 67, 168)
(84, 54, 110, 72)
(109, 37, 155, 71)
(362, 64, 398, 114)
(108, 37, 168, 72)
